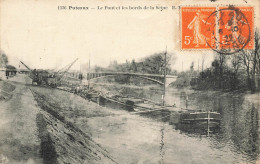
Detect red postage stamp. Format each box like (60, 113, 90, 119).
(181, 7, 216, 50)
(181, 6, 254, 54)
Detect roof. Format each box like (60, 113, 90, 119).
(6, 65, 16, 70)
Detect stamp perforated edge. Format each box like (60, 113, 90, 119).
(178, 5, 255, 52)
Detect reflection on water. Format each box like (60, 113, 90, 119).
(141, 88, 259, 163)
(87, 87, 260, 163)
(175, 120, 220, 136)
(166, 89, 260, 163)
(160, 127, 165, 164)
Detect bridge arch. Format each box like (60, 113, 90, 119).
(65, 72, 177, 87)
(87, 74, 164, 85)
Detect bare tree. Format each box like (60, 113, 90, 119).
(231, 54, 242, 75)
(252, 29, 260, 91)
(239, 30, 260, 91)
(211, 53, 227, 89)
(216, 53, 226, 78)
(241, 49, 253, 88)
(257, 32, 260, 75)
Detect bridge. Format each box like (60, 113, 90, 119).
(66, 72, 178, 87)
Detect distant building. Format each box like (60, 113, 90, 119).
(4, 65, 17, 79)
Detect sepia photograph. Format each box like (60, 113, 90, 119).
(0, 0, 260, 163)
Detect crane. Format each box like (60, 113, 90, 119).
(19, 58, 79, 87)
(19, 61, 41, 84)
(56, 58, 78, 82)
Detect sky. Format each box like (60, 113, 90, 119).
(0, 0, 259, 72)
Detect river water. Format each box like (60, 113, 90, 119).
(87, 86, 260, 164)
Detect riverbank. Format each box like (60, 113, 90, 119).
(0, 76, 43, 164)
(31, 89, 116, 164)
(0, 74, 117, 164)
(1, 74, 259, 163)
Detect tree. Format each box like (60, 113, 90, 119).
(241, 49, 252, 88)
(231, 54, 242, 75)
(217, 53, 226, 78)
(239, 30, 260, 91)
(130, 59, 137, 72)
(0, 50, 8, 68)
(252, 30, 260, 91)
(212, 53, 227, 88)
(190, 62, 194, 72)
(141, 52, 174, 74)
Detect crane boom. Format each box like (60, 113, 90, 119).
(19, 60, 40, 83)
(56, 62, 71, 74)
(57, 58, 78, 82)
(20, 60, 38, 77)
(20, 61, 32, 72)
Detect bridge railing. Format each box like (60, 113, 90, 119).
(86, 72, 177, 78)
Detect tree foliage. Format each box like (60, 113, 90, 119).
(94, 52, 176, 85)
(192, 29, 260, 92)
(0, 50, 8, 68)
(105, 52, 175, 75)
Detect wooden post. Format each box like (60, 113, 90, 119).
(207, 111, 210, 136)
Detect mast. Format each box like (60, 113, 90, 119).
(79, 60, 82, 82)
(88, 58, 90, 89)
(198, 59, 200, 72)
(163, 47, 167, 106)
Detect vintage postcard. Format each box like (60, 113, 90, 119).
(0, 0, 259, 164)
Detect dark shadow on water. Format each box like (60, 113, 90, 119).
(183, 91, 260, 163)
(134, 89, 260, 162)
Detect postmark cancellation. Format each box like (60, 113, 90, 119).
(181, 6, 254, 54)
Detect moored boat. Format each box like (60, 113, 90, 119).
(180, 111, 221, 124)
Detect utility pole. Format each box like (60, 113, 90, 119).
(163, 47, 167, 106)
(88, 58, 90, 90)
(198, 59, 200, 72)
(182, 61, 183, 72)
(80, 60, 82, 83)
